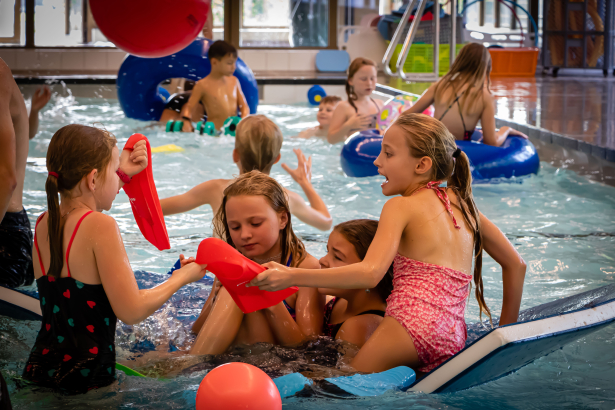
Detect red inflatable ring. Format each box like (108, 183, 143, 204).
(89, 0, 210, 58)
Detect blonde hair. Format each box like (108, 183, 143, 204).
(235, 115, 283, 174)
(395, 112, 490, 323)
(435, 43, 492, 114)
(346, 57, 377, 113)
(213, 171, 307, 267)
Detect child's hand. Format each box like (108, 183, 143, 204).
(281, 148, 312, 186)
(120, 140, 148, 177)
(348, 113, 374, 130)
(507, 127, 529, 139)
(181, 121, 194, 133)
(31, 86, 52, 112)
(247, 261, 293, 291)
(176, 262, 208, 285)
(179, 254, 196, 268)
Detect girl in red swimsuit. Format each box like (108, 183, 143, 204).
(407, 43, 528, 147)
(249, 113, 526, 373)
(23, 125, 206, 394)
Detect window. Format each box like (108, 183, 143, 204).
(0, 0, 25, 46)
(240, 0, 329, 48)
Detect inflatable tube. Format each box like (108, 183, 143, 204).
(122, 134, 171, 250)
(340, 130, 540, 181)
(117, 38, 259, 121)
(195, 238, 298, 313)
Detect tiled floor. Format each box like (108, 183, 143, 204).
(388, 76, 615, 151)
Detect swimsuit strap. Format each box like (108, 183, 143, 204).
(438, 91, 464, 122)
(286, 254, 293, 267)
(65, 211, 94, 278)
(33, 212, 47, 276)
(421, 181, 461, 230)
(370, 97, 380, 113)
(438, 91, 470, 138)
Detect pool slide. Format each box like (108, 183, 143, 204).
(2, 284, 614, 395)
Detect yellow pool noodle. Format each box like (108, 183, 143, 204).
(151, 144, 185, 153)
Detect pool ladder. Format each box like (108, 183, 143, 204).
(382, 0, 457, 82)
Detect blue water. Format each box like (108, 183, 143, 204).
(3, 86, 615, 409)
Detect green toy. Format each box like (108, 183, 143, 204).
(196, 121, 218, 136)
(115, 363, 145, 377)
(222, 116, 241, 137)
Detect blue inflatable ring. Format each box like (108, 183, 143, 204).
(340, 130, 540, 181)
(117, 38, 259, 121)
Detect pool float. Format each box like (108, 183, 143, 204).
(122, 134, 171, 250)
(222, 116, 241, 137)
(165, 120, 219, 136)
(377, 94, 434, 133)
(340, 130, 540, 182)
(117, 38, 258, 121)
(90, 0, 209, 58)
(151, 144, 185, 154)
(3, 282, 614, 394)
(194, 238, 299, 314)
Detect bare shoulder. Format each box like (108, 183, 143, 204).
(335, 101, 354, 114)
(297, 253, 320, 269)
(284, 188, 302, 203)
(82, 212, 118, 234)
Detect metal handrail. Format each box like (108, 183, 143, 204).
(398, 0, 434, 81)
(382, 1, 417, 77)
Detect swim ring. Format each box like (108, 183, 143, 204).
(340, 129, 540, 181)
(117, 38, 259, 121)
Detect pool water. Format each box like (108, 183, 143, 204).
(3, 87, 615, 409)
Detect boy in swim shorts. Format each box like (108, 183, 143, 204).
(180, 41, 249, 132)
(296, 96, 341, 139)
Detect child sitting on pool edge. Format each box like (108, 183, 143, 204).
(161, 115, 333, 231)
(296, 96, 341, 139)
(180, 40, 250, 132)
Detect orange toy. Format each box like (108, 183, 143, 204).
(195, 238, 298, 313)
(122, 134, 170, 251)
(195, 363, 282, 410)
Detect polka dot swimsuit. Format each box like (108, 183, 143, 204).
(23, 211, 117, 394)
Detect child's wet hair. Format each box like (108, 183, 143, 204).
(435, 43, 492, 112)
(334, 219, 394, 302)
(235, 115, 283, 174)
(213, 171, 307, 267)
(320, 96, 342, 106)
(45, 124, 117, 278)
(345, 57, 377, 113)
(208, 40, 238, 60)
(394, 112, 491, 323)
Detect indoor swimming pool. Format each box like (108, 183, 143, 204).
(2, 86, 614, 409)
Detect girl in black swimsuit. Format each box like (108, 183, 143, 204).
(318, 220, 393, 347)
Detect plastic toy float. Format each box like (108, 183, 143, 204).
(2, 279, 614, 395)
(341, 129, 540, 181)
(117, 38, 258, 122)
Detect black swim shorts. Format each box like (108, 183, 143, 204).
(0, 209, 34, 288)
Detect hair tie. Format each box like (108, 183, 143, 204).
(452, 147, 462, 159)
(48, 171, 59, 179)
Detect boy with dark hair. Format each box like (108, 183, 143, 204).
(297, 95, 342, 139)
(181, 40, 249, 132)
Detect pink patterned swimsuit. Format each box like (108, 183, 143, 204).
(385, 182, 472, 372)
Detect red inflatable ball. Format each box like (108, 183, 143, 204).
(195, 363, 282, 410)
(89, 0, 210, 58)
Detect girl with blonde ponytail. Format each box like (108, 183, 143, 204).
(249, 113, 526, 373)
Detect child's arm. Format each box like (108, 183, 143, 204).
(236, 79, 250, 118)
(249, 196, 408, 291)
(94, 214, 207, 325)
(480, 92, 528, 146)
(480, 212, 526, 325)
(282, 149, 333, 231)
(180, 84, 205, 132)
(160, 179, 223, 216)
(327, 103, 373, 144)
(406, 83, 437, 114)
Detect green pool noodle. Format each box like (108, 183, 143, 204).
(115, 363, 146, 378)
